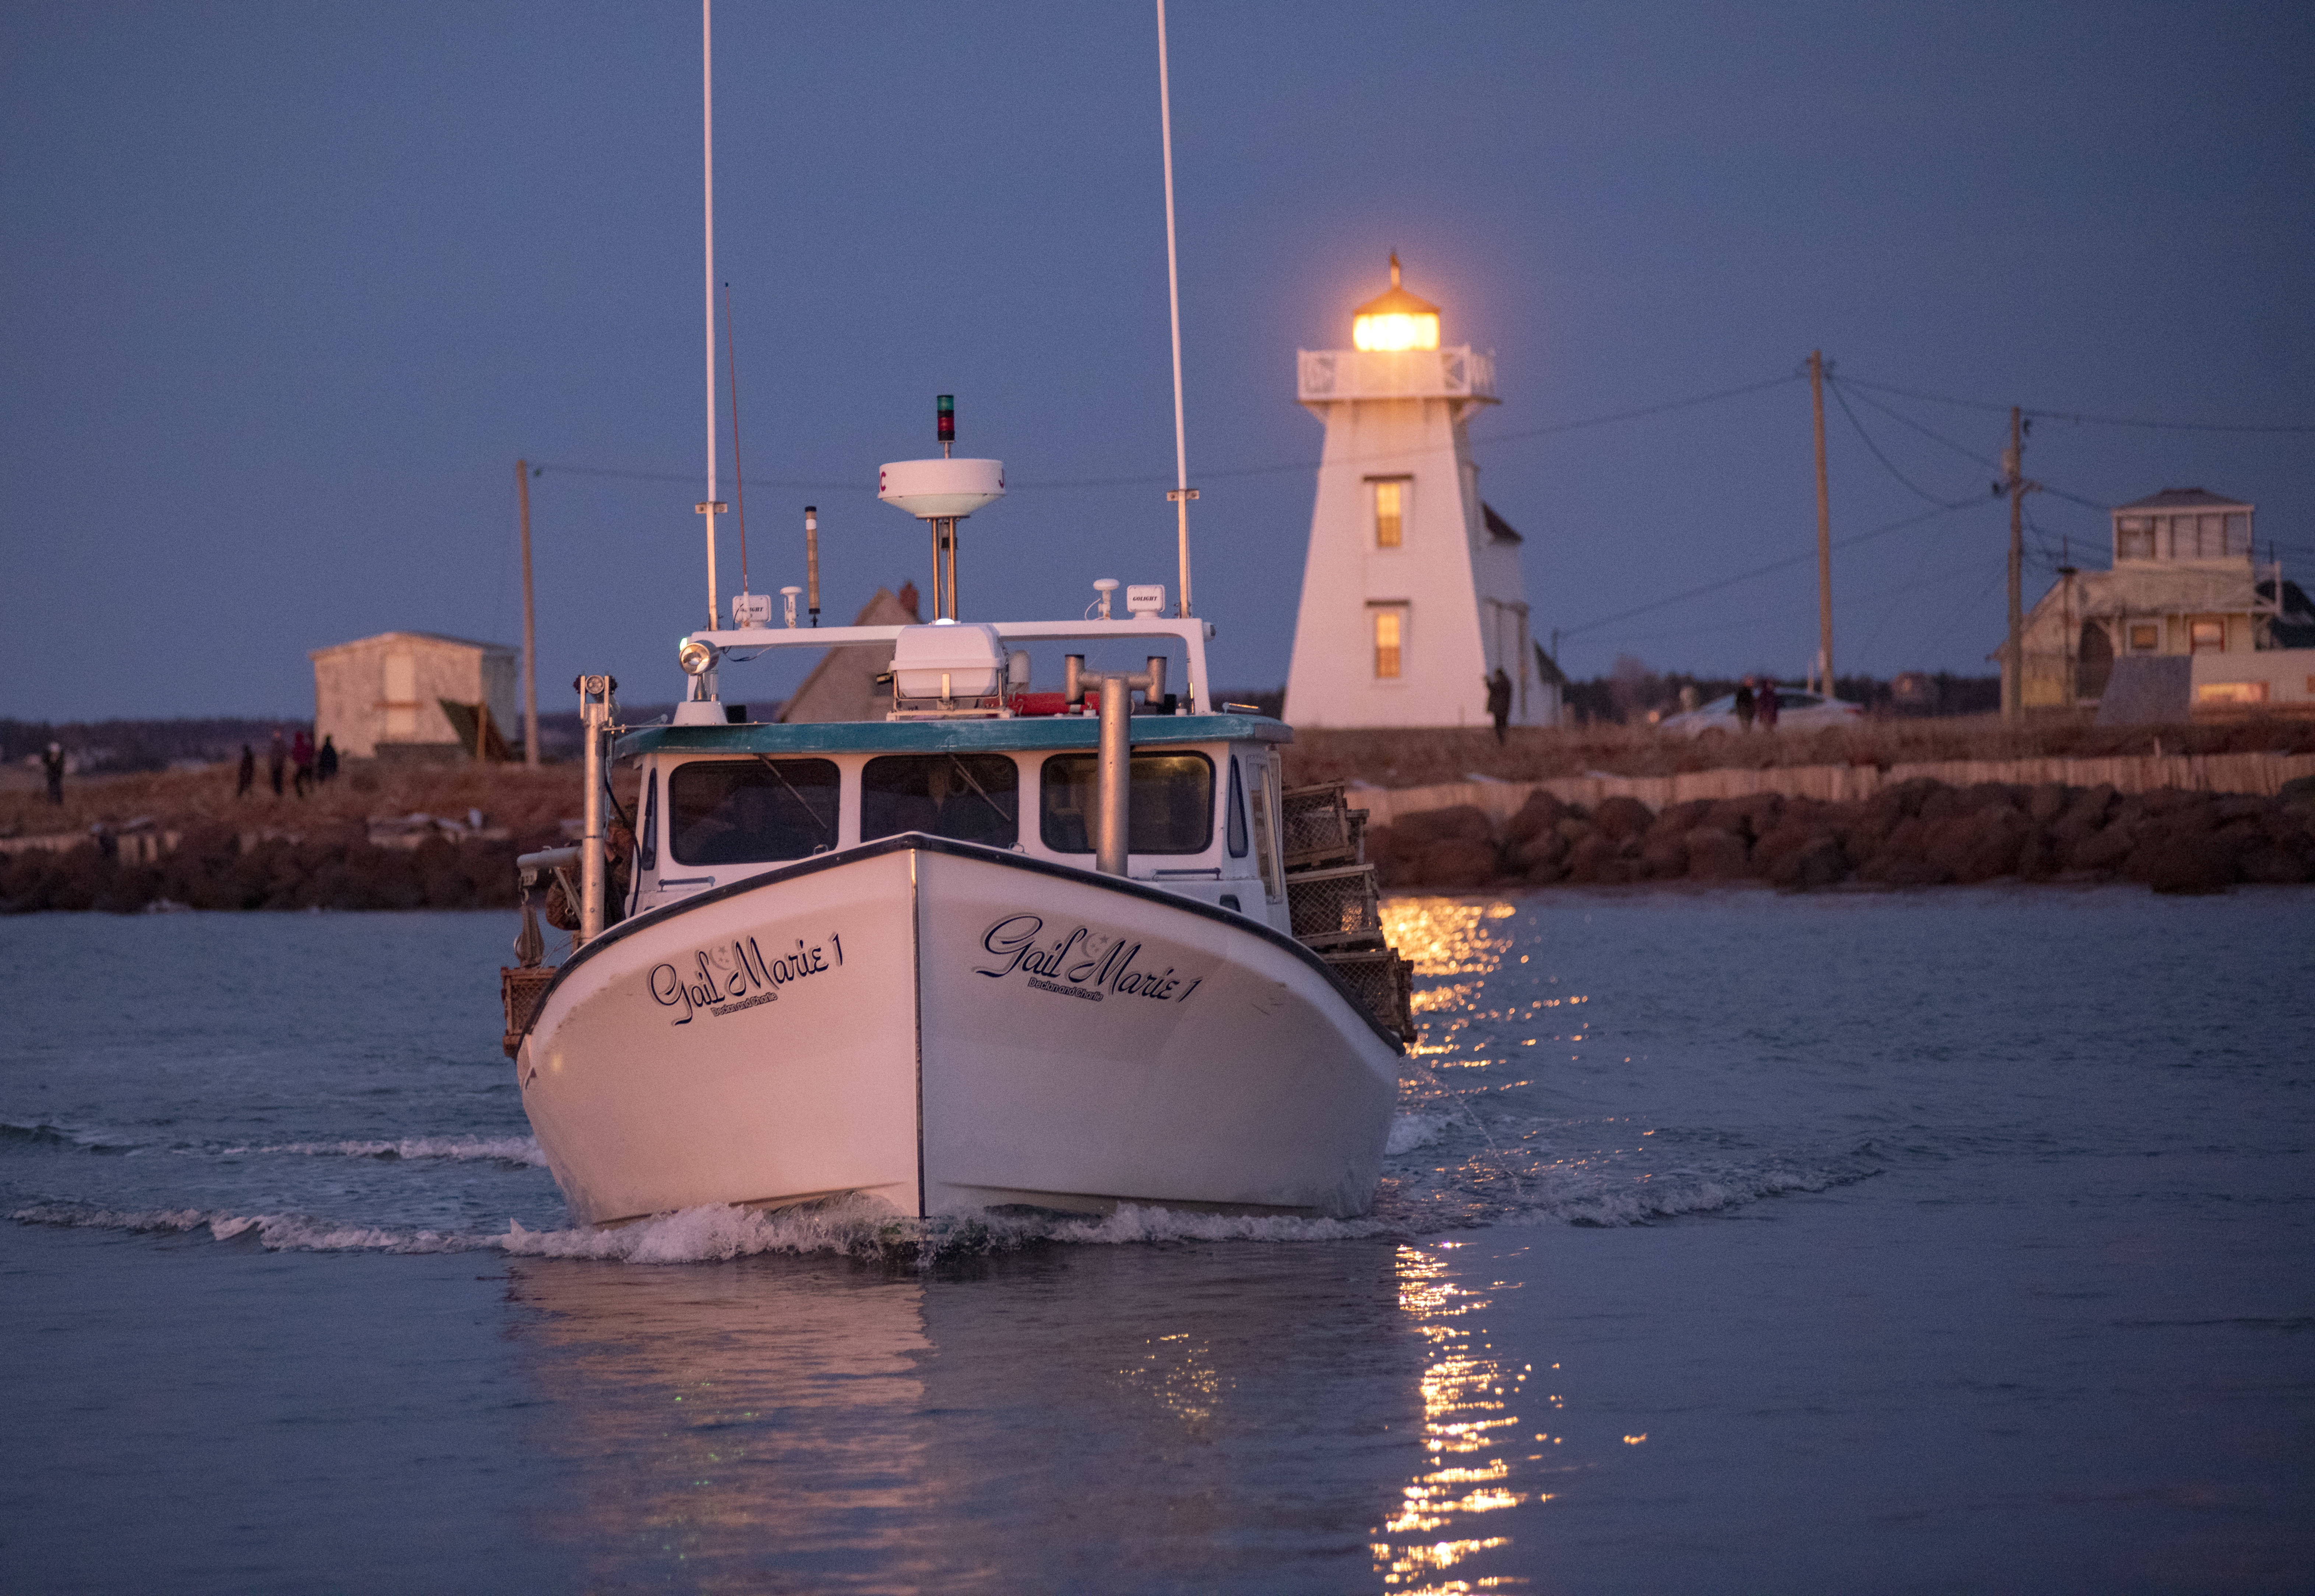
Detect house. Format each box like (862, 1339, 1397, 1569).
(310, 631, 519, 760)
(2006, 488, 2314, 716)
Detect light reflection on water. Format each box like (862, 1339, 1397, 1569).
(1372, 1242, 1534, 1592)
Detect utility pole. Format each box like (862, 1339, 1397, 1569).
(1809, 351, 1833, 700)
(2004, 406, 2024, 723)
(517, 460, 540, 766)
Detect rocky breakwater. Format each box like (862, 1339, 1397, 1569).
(1366, 776, 2315, 896)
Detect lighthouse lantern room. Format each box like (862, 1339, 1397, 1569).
(1284, 256, 1540, 729)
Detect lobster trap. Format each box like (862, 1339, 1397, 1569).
(1287, 862, 1384, 949)
(1280, 782, 1363, 872)
(1321, 947, 1416, 1043)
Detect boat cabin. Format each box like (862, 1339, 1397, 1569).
(616, 714, 1293, 929)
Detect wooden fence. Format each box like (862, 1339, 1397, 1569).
(1344, 752, 2315, 829)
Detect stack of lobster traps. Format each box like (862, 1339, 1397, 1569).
(1278, 781, 1415, 1044)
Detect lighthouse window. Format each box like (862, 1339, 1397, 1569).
(1371, 478, 1408, 548)
(1373, 608, 1405, 679)
(861, 754, 1019, 848)
(1039, 753, 1214, 855)
(668, 758, 839, 865)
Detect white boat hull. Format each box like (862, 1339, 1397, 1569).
(514, 836, 1402, 1225)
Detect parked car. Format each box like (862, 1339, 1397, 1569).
(1658, 687, 1863, 737)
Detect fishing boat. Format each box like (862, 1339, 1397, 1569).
(495, 5, 1411, 1227)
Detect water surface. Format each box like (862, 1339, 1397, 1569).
(3, 890, 2309, 1591)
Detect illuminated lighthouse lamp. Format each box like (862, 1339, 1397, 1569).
(1351, 251, 1440, 352)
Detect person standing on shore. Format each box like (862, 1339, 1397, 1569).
(291, 730, 315, 798)
(1757, 679, 1780, 732)
(236, 744, 255, 799)
(317, 735, 339, 785)
(267, 730, 286, 797)
(1735, 678, 1756, 733)
(41, 742, 65, 805)
(1485, 668, 1513, 744)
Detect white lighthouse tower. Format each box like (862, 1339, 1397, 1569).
(1283, 256, 1542, 729)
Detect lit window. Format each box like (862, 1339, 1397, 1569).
(1374, 609, 1404, 678)
(2189, 620, 2225, 653)
(2128, 623, 2160, 651)
(1373, 479, 1405, 547)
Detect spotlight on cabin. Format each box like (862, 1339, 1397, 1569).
(677, 638, 721, 677)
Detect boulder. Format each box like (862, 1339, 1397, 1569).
(1639, 832, 1690, 879)
(1504, 790, 1570, 846)
(2135, 835, 2233, 895)
(1770, 837, 1847, 890)
(2026, 783, 2070, 824)
(1394, 804, 1496, 847)
(1411, 838, 1501, 890)
(1682, 827, 1750, 881)
(1512, 827, 1569, 873)
(2068, 823, 2136, 873)
(1564, 831, 1639, 885)
(1593, 795, 1656, 840)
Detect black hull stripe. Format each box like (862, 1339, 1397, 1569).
(531, 833, 1407, 1054)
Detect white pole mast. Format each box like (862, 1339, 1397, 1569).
(696, 0, 722, 633)
(1155, 0, 1196, 634)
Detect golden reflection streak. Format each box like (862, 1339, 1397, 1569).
(1372, 1245, 1540, 1591)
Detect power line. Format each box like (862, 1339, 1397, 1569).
(1841, 375, 2315, 435)
(1826, 375, 2112, 513)
(529, 371, 1806, 497)
(1558, 500, 1976, 640)
(1826, 378, 1978, 509)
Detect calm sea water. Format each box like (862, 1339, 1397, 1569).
(3, 889, 2310, 1593)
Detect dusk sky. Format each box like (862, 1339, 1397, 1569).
(5, 1, 2310, 721)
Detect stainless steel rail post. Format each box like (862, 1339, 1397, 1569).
(576, 673, 617, 944)
(1067, 657, 1158, 877)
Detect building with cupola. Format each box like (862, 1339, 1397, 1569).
(2007, 486, 2314, 715)
(1283, 256, 1552, 729)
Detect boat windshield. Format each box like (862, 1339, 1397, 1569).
(1039, 753, 1214, 855)
(861, 754, 1020, 848)
(667, 758, 839, 864)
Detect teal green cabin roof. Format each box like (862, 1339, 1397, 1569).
(615, 712, 1292, 760)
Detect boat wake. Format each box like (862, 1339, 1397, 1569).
(9, 1114, 1876, 1265)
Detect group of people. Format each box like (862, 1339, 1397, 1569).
(1732, 676, 1781, 733)
(235, 729, 338, 799)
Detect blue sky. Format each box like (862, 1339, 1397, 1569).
(4, 1, 2309, 718)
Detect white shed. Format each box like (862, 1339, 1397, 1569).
(310, 631, 519, 760)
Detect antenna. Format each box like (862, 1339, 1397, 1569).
(1155, 0, 1197, 624)
(724, 281, 749, 595)
(692, 0, 725, 633)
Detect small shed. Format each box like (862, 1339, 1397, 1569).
(310, 631, 519, 760)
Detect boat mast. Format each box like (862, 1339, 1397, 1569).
(694, 0, 725, 632)
(1155, 0, 1196, 628)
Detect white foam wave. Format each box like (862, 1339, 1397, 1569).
(1385, 1113, 1455, 1155)
(234, 1136, 548, 1167)
(10, 1201, 492, 1254)
(1505, 1160, 1878, 1228)
(496, 1197, 1385, 1265)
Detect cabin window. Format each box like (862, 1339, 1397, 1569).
(668, 758, 839, 865)
(639, 769, 658, 870)
(2189, 619, 2225, 653)
(1249, 760, 1284, 902)
(2128, 623, 2160, 651)
(1226, 758, 1249, 857)
(861, 754, 1018, 848)
(1039, 753, 1214, 855)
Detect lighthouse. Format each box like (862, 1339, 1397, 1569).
(1283, 256, 1542, 729)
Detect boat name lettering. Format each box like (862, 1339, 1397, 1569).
(649, 931, 847, 1024)
(975, 915, 1202, 1005)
